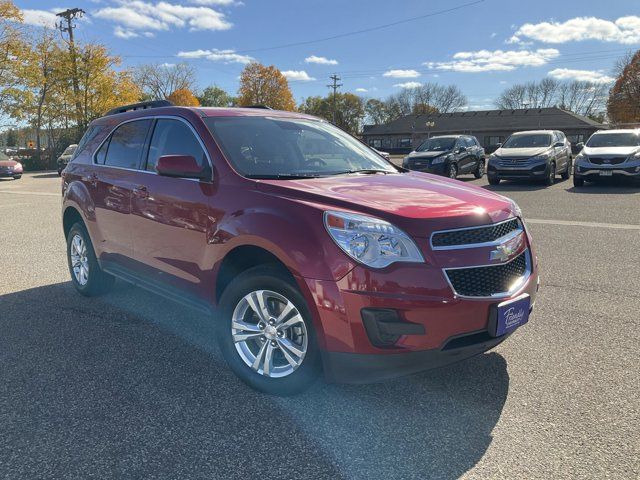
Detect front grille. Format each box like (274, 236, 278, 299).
(432, 218, 520, 248)
(497, 157, 531, 166)
(445, 250, 528, 297)
(0, 166, 12, 173)
(588, 157, 626, 165)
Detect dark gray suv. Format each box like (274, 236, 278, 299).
(487, 130, 572, 186)
(403, 135, 485, 179)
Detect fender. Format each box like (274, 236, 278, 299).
(62, 179, 104, 255)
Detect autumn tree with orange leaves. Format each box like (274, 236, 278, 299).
(237, 62, 295, 111)
(607, 50, 640, 124)
(167, 88, 200, 106)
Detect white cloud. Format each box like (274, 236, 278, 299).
(355, 88, 368, 92)
(511, 16, 640, 44)
(548, 68, 615, 83)
(21, 9, 58, 28)
(177, 48, 253, 64)
(94, 1, 233, 35)
(190, 0, 238, 5)
(383, 69, 420, 78)
(394, 81, 422, 89)
(490, 32, 497, 38)
(281, 70, 316, 82)
(426, 48, 560, 72)
(114, 26, 139, 38)
(304, 55, 338, 65)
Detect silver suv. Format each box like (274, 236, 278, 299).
(487, 130, 572, 186)
(573, 129, 640, 187)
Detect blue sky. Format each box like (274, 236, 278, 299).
(17, 0, 640, 109)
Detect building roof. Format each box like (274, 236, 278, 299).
(362, 107, 605, 136)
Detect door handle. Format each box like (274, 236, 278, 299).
(133, 185, 149, 198)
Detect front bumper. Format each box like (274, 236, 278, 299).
(0, 170, 20, 177)
(404, 158, 448, 176)
(303, 239, 539, 383)
(488, 160, 547, 179)
(574, 159, 640, 179)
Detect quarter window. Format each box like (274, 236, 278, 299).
(146, 119, 207, 172)
(103, 120, 152, 169)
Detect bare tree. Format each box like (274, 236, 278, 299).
(385, 83, 467, 116)
(132, 63, 197, 100)
(495, 84, 527, 109)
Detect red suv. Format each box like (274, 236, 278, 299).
(62, 101, 538, 395)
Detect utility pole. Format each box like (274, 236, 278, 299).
(56, 8, 85, 133)
(327, 74, 342, 124)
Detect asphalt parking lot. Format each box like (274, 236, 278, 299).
(1, 172, 639, 479)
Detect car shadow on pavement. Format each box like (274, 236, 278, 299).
(0, 281, 509, 480)
(30, 172, 60, 179)
(566, 179, 640, 194)
(482, 180, 553, 192)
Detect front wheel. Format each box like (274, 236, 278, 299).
(474, 159, 485, 179)
(217, 265, 320, 396)
(573, 176, 585, 187)
(544, 162, 556, 186)
(488, 175, 500, 185)
(13, 175, 21, 180)
(447, 163, 458, 179)
(67, 222, 114, 296)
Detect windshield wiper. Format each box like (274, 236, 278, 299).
(336, 169, 394, 175)
(245, 173, 325, 180)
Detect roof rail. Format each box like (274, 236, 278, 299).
(246, 105, 273, 110)
(105, 100, 174, 116)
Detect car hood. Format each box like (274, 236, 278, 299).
(493, 147, 550, 158)
(407, 150, 450, 159)
(256, 172, 516, 237)
(582, 146, 638, 156)
(0, 160, 18, 167)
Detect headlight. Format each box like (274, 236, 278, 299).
(324, 210, 425, 268)
(511, 200, 522, 217)
(530, 153, 549, 162)
(14, 162, 22, 170)
(575, 153, 585, 161)
(431, 155, 447, 165)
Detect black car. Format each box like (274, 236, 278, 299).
(57, 144, 78, 176)
(487, 130, 572, 186)
(403, 135, 485, 179)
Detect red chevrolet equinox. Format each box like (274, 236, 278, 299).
(61, 101, 538, 395)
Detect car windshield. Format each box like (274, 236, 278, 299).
(416, 137, 456, 152)
(503, 134, 552, 148)
(586, 132, 640, 147)
(204, 116, 398, 178)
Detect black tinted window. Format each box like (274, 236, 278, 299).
(147, 119, 207, 172)
(104, 120, 152, 169)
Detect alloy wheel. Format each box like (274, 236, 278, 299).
(232, 289, 308, 378)
(70, 233, 89, 286)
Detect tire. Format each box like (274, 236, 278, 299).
(573, 175, 584, 187)
(66, 222, 114, 296)
(473, 158, 485, 179)
(13, 175, 21, 180)
(216, 265, 321, 396)
(447, 163, 458, 179)
(488, 175, 500, 185)
(544, 162, 556, 186)
(57, 168, 62, 176)
(561, 158, 572, 180)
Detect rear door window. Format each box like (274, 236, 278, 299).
(146, 119, 207, 172)
(103, 120, 152, 169)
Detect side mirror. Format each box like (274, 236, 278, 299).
(457, 146, 466, 153)
(576, 142, 584, 149)
(156, 155, 209, 180)
(496, 143, 502, 148)
(553, 141, 564, 148)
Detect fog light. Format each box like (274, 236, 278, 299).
(361, 308, 425, 347)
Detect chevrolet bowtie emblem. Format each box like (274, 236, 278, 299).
(490, 243, 515, 262)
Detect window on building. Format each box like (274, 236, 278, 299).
(485, 136, 503, 147)
(370, 139, 382, 149)
(399, 138, 412, 148)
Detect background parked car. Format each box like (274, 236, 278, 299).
(402, 135, 485, 179)
(573, 129, 640, 187)
(373, 148, 391, 161)
(0, 151, 23, 180)
(57, 144, 78, 176)
(487, 130, 572, 186)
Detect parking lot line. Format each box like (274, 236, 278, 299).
(0, 190, 59, 197)
(527, 218, 640, 230)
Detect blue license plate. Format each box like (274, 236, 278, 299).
(494, 294, 530, 337)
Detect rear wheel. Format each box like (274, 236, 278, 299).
(473, 159, 485, 179)
(573, 175, 585, 187)
(544, 162, 556, 186)
(67, 222, 114, 296)
(447, 163, 458, 179)
(488, 175, 500, 185)
(217, 265, 320, 396)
